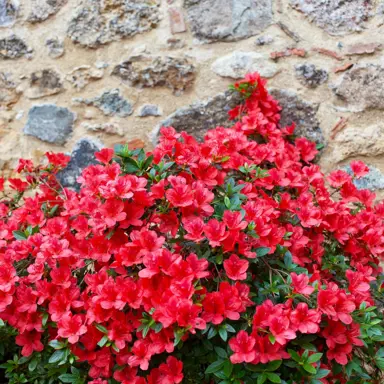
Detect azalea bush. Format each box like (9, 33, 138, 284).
(0, 73, 383, 384)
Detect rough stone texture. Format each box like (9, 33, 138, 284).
(255, 35, 274, 46)
(0, 0, 383, 184)
(289, 0, 374, 36)
(270, 89, 324, 145)
(138, 104, 162, 117)
(67, 0, 160, 48)
(46, 38, 65, 59)
(112, 56, 195, 94)
(24, 104, 75, 144)
(65, 66, 104, 90)
(151, 91, 242, 143)
(344, 165, 384, 192)
(169, 7, 186, 34)
(211, 51, 278, 79)
(333, 64, 384, 111)
(0, 72, 20, 107)
(330, 125, 384, 163)
(57, 138, 103, 190)
(74, 89, 133, 117)
(184, 0, 273, 42)
(28, 0, 68, 23)
(81, 122, 123, 136)
(25, 69, 63, 99)
(0, 35, 33, 60)
(0, 0, 18, 27)
(294, 64, 328, 88)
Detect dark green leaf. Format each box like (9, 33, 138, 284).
(214, 347, 228, 359)
(205, 360, 225, 374)
(58, 374, 78, 383)
(266, 372, 281, 383)
(48, 350, 66, 364)
(257, 373, 267, 384)
(219, 327, 228, 342)
(223, 360, 233, 377)
(266, 360, 282, 372)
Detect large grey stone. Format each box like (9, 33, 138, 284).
(294, 64, 328, 88)
(211, 51, 278, 79)
(25, 69, 63, 99)
(28, 0, 67, 23)
(0, 0, 18, 27)
(344, 165, 384, 192)
(57, 138, 103, 191)
(270, 89, 325, 145)
(184, 0, 272, 42)
(333, 64, 384, 111)
(112, 56, 195, 94)
(24, 104, 75, 145)
(67, 0, 160, 48)
(0, 35, 33, 59)
(74, 89, 133, 117)
(289, 0, 374, 36)
(150, 90, 242, 144)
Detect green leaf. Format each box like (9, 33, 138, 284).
(48, 340, 65, 349)
(214, 347, 228, 359)
(256, 247, 270, 257)
(48, 350, 66, 364)
(376, 358, 384, 370)
(307, 353, 323, 364)
(58, 374, 78, 383)
(268, 334, 276, 344)
(0, 318, 4, 326)
(13, 230, 27, 240)
(42, 313, 49, 327)
(284, 252, 293, 268)
(28, 358, 38, 372)
(223, 360, 233, 378)
(225, 324, 236, 333)
(208, 326, 217, 339)
(219, 327, 228, 342)
(288, 349, 301, 363)
(266, 372, 281, 383)
(224, 196, 231, 209)
(266, 360, 282, 372)
(257, 373, 267, 384)
(97, 335, 109, 348)
(303, 363, 317, 374)
(205, 360, 225, 374)
(95, 324, 108, 334)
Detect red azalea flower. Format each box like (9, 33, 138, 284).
(229, 331, 256, 363)
(224, 254, 249, 281)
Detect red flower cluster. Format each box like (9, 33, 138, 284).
(0, 73, 383, 383)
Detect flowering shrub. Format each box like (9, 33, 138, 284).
(0, 73, 383, 384)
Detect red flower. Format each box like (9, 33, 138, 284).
(15, 331, 44, 356)
(158, 356, 184, 384)
(224, 254, 249, 280)
(290, 273, 314, 295)
(95, 148, 114, 164)
(350, 160, 369, 179)
(57, 314, 87, 344)
(229, 331, 256, 363)
(290, 303, 320, 333)
(204, 219, 228, 247)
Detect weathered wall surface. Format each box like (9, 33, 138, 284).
(1, 0, 384, 193)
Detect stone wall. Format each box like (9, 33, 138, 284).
(1, 0, 384, 194)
